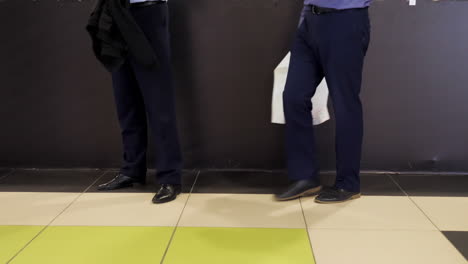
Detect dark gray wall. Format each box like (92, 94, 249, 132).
(0, 0, 467, 171)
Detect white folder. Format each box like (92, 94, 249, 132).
(271, 52, 330, 125)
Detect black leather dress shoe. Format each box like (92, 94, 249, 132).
(97, 173, 144, 191)
(315, 187, 361, 204)
(152, 184, 182, 204)
(275, 179, 322, 201)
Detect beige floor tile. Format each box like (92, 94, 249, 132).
(301, 196, 436, 230)
(412, 197, 468, 231)
(178, 194, 305, 228)
(309, 229, 467, 264)
(0, 192, 79, 225)
(51, 193, 188, 226)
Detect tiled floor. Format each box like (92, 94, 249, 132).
(0, 169, 467, 264)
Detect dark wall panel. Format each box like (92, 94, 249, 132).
(0, 0, 467, 171)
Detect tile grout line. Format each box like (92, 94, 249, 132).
(5, 169, 110, 264)
(159, 170, 201, 264)
(299, 197, 319, 264)
(389, 174, 468, 258)
(388, 174, 442, 232)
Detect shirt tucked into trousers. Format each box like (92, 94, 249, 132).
(284, 6, 370, 192)
(112, 2, 182, 185)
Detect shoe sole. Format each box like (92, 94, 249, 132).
(314, 193, 362, 204)
(275, 186, 323, 202)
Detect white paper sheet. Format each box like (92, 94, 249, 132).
(271, 52, 330, 125)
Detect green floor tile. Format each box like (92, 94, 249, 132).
(9, 226, 174, 264)
(164, 227, 315, 264)
(0, 225, 44, 264)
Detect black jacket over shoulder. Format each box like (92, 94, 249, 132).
(86, 0, 159, 72)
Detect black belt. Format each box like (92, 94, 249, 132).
(304, 4, 367, 15)
(131, 0, 167, 8)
